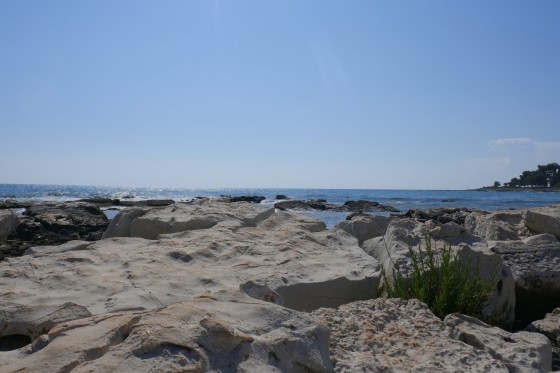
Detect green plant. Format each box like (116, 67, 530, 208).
(381, 237, 496, 321)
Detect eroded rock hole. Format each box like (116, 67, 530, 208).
(168, 251, 193, 263)
(0, 334, 32, 351)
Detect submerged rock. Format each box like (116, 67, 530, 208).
(274, 199, 399, 213)
(403, 207, 483, 225)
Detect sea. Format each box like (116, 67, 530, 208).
(1, 184, 559, 228)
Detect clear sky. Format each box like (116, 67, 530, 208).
(1, 1, 559, 189)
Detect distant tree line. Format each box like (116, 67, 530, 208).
(493, 163, 560, 189)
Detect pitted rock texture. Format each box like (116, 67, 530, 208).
(445, 313, 551, 373)
(526, 308, 560, 371)
(489, 239, 560, 327)
(0, 291, 332, 373)
(1, 204, 380, 315)
(465, 210, 530, 241)
(311, 298, 510, 372)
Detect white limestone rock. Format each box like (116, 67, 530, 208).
(464, 210, 530, 241)
(526, 308, 560, 343)
(445, 313, 552, 372)
(23, 240, 93, 256)
(363, 219, 515, 326)
(0, 291, 333, 373)
(0, 302, 91, 341)
(524, 206, 560, 239)
(488, 239, 560, 326)
(103, 199, 275, 240)
(311, 298, 509, 372)
(0, 206, 380, 315)
(334, 215, 394, 246)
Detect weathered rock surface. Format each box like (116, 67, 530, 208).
(104, 199, 275, 240)
(465, 209, 531, 241)
(445, 313, 551, 372)
(1, 202, 109, 260)
(274, 199, 399, 213)
(0, 302, 91, 343)
(363, 219, 516, 325)
(335, 215, 394, 246)
(524, 206, 560, 239)
(1, 202, 380, 315)
(0, 291, 333, 373)
(489, 238, 560, 327)
(526, 308, 560, 371)
(465, 206, 560, 242)
(311, 298, 510, 372)
(526, 308, 560, 343)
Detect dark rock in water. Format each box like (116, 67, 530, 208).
(275, 194, 289, 200)
(343, 200, 400, 213)
(228, 196, 266, 204)
(0, 200, 32, 210)
(78, 198, 120, 206)
(274, 199, 399, 213)
(78, 198, 175, 207)
(441, 199, 455, 202)
(1, 202, 109, 260)
(274, 200, 333, 211)
(119, 199, 175, 207)
(403, 207, 485, 225)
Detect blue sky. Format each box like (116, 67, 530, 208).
(1, 1, 559, 189)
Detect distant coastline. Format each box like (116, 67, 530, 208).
(473, 187, 560, 193)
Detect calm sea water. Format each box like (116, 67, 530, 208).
(1, 184, 559, 227)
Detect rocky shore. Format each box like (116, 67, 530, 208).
(0, 198, 559, 371)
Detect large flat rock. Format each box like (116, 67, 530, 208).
(0, 291, 332, 373)
(0, 204, 380, 315)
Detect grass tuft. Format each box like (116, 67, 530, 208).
(381, 237, 497, 321)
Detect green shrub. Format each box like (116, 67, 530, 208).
(380, 237, 496, 321)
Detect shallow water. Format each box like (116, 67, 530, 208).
(2, 184, 559, 228)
